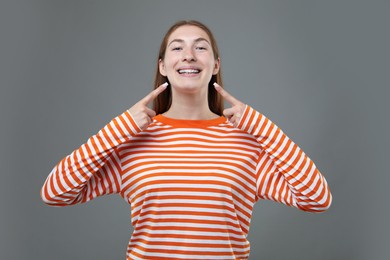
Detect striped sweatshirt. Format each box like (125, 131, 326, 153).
(41, 105, 332, 260)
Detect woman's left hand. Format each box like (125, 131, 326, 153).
(214, 83, 246, 127)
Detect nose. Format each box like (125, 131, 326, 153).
(182, 48, 196, 62)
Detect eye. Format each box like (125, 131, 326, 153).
(196, 46, 207, 51)
(171, 46, 182, 51)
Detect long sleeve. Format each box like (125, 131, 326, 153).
(238, 105, 332, 212)
(41, 110, 141, 206)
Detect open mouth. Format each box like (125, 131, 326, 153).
(177, 69, 201, 75)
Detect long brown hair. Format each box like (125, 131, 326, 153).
(153, 20, 224, 115)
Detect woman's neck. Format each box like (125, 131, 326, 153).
(163, 89, 219, 120)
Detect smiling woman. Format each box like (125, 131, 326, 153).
(158, 25, 221, 121)
(41, 20, 332, 260)
(153, 20, 224, 117)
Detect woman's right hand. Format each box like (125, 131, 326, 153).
(128, 82, 168, 130)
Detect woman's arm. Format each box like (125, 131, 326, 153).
(40, 110, 141, 206)
(41, 84, 168, 206)
(238, 105, 332, 212)
(214, 83, 332, 213)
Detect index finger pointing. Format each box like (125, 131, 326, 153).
(213, 83, 240, 105)
(142, 82, 168, 105)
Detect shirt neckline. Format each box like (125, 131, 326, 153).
(154, 114, 227, 128)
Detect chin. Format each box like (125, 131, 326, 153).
(169, 76, 211, 93)
(171, 82, 206, 93)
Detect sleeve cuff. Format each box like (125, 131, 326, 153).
(112, 110, 142, 140)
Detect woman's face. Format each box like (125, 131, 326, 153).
(159, 25, 220, 94)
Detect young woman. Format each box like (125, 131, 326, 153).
(41, 20, 332, 260)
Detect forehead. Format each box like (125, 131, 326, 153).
(167, 25, 211, 44)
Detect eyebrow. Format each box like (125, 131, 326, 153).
(168, 37, 211, 47)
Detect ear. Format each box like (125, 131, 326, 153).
(213, 57, 221, 75)
(159, 59, 167, 76)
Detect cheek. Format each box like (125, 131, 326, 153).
(163, 60, 178, 73)
(200, 54, 217, 69)
(206, 62, 217, 75)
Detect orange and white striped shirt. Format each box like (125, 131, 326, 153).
(41, 105, 332, 260)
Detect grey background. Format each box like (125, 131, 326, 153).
(1, 0, 389, 259)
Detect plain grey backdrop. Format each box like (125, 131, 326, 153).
(1, 0, 389, 259)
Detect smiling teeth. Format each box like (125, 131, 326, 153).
(178, 69, 200, 74)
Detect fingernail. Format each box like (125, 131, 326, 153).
(213, 82, 219, 88)
(162, 82, 169, 87)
